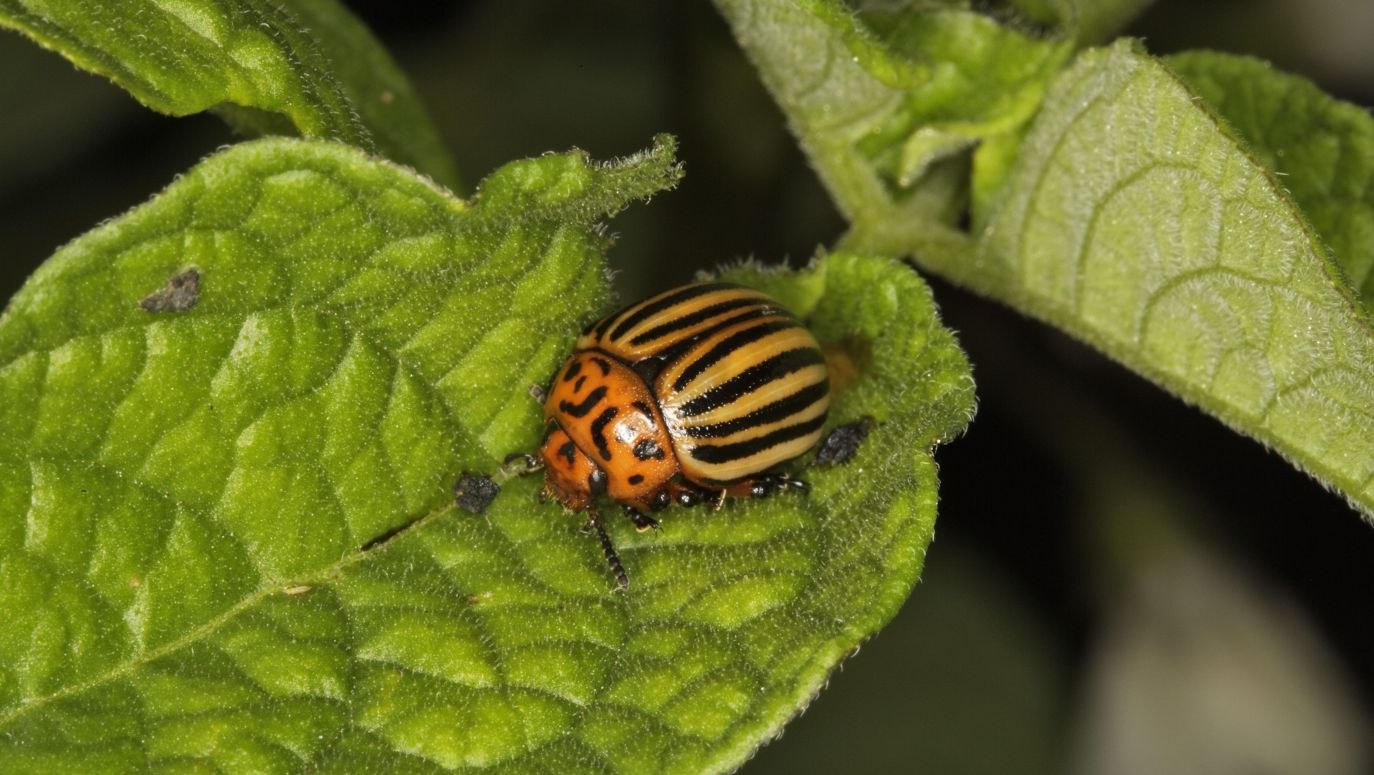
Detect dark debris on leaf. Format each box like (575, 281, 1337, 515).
(814, 418, 874, 467)
(454, 474, 500, 514)
(139, 268, 201, 312)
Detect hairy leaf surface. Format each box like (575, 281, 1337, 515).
(720, 1, 1374, 519)
(975, 42, 1374, 517)
(0, 135, 973, 771)
(1167, 51, 1374, 309)
(716, 0, 1069, 239)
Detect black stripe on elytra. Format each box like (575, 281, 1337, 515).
(590, 406, 619, 461)
(560, 385, 607, 418)
(607, 284, 733, 342)
(561, 360, 582, 382)
(633, 439, 666, 460)
(590, 356, 612, 376)
(678, 347, 826, 418)
(639, 307, 777, 378)
(685, 379, 829, 438)
(689, 413, 828, 464)
(628, 297, 762, 347)
(673, 319, 799, 392)
(590, 310, 620, 339)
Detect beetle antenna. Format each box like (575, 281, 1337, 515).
(587, 510, 630, 591)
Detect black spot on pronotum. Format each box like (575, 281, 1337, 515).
(814, 418, 874, 467)
(627, 474, 644, 485)
(139, 267, 201, 313)
(453, 474, 501, 514)
(590, 356, 613, 376)
(560, 385, 607, 418)
(558, 440, 577, 466)
(590, 406, 619, 461)
(633, 439, 665, 461)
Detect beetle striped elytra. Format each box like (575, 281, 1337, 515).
(533, 282, 830, 588)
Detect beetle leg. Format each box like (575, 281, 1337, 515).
(587, 509, 629, 591)
(623, 505, 660, 532)
(718, 472, 809, 501)
(762, 472, 805, 494)
(669, 481, 708, 509)
(500, 452, 543, 478)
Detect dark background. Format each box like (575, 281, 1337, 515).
(3, 2, 1371, 771)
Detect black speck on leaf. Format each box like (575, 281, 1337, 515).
(814, 418, 874, 467)
(139, 268, 200, 312)
(454, 474, 501, 514)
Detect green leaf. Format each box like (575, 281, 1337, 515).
(716, 0, 1070, 238)
(722, 0, 1374, 518)
(1043, 0, 1156, 44)
(0, 130, 972, 771)
(0, 0, 458, 189)
(1166, 50, 1374, 310)
(971, 41, 1374, 518)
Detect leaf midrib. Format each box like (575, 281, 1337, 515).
(0, 499, 458, 731)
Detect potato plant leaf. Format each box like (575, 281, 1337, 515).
(715, 0, 1069, 241)
(0, 134, 973, 771)
(974, 41, 1374, 519)
(720, 1, 1374, 520)
(0, 0, 458, 188)
(1166, 51, 1374, 310)
(1038, 0, 1156, 44)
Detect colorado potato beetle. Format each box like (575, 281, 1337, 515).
(530, 282, 830, 588)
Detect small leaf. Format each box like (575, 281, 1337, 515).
(0, 0, 458, 188)
(974, 41, 1374, 517)
(716, 0, 1070, 235)
(0, 133, 973, 770)
(1166, 51, 1374, 309)
(1043, 0, 1156, 44)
